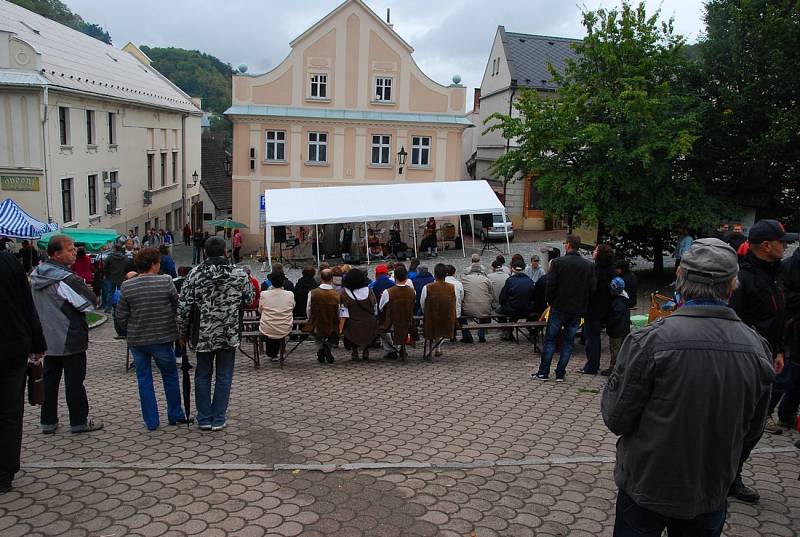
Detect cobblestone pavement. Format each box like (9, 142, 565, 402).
(2, 321, 798, 536)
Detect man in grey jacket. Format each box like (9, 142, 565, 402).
(31, 235, 103, 434)
(602, 238, 774, 536)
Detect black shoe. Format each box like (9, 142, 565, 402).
(600, 368, 612, 376)
(384, 352, 398, 360)
(362, 349, 370, 361)
(317, 350, 326, 363)
(325, 349, 335, 364)
(729, 480, 760, 503)
(169, 418, 195, 426)
(478, 337, 486, 343)
(578, 369, 597, 375)
(460, 337, 474, 344)
(0, 481, 11, 494)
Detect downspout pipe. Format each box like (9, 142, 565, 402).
(41, 85, 53, 223)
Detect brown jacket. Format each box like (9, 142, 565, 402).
(341, 288, 378, 348)
(423, 280, 458, 339)
(382, 284, 416, 344)
(307, 287, 340, 337)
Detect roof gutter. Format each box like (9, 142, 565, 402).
(42, 83, 203, 116)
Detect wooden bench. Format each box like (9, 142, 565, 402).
(240, 315, 545, 366)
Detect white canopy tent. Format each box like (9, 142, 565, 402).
(263, 180, 510, 268)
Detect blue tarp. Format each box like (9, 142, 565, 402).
(0, 198, 58, 239)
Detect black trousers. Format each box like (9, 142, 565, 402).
(264, 337, 283, 358)
(0, 354, 27, 484)
(42, 352, 89, 428)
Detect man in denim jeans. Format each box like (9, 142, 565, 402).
(177, 237, 253, 431)
(533, 234, 596, 381)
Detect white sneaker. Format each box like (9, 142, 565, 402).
(211, 422, 227, 431)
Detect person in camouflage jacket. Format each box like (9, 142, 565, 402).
(177, 237, 254, 430)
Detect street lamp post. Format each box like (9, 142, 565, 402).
(397, 146, 408, 175)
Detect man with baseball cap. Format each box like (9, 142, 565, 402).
(603, 238, 774, 536)
(729, 219, 797, 502)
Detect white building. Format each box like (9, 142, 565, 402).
(0, 1, 203, 237)
(464, 26, 579, 230)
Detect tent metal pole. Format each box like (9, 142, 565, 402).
(470, 215, 475, 251)
(502, 211, 511, 255)
(364, 221, 370, 265)
(315, 224, 320, 267)
(459, 215, 465, 258)
(265, 225, 272, 272)
(411, 218, 418, 258)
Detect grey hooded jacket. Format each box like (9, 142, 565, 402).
(601, 304, 774, 519)
(30, 260, 98, 356)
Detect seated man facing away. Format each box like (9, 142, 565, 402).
(378, 263, 416, 360)
(306, 268, 340, 364)
(257, 272, 295, 363)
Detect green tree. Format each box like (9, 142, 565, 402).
(140, 46, 233, 115)
(10, 0, 111, 44)
(486, 2, 714, 271)
(690, 0, 800, 227)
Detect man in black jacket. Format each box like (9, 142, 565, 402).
(497, 259, 535, 341)
(534, 234, 596, 381)
(777, 246, 800, 429)
(603, 238, 773, 536)
(0, 251, 46, 493)
(730, 219, 797, 503)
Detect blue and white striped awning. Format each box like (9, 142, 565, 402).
(0, 198, 58, 239)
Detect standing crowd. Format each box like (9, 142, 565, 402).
(0, 219, 798, 537)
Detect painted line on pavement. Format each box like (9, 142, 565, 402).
(22, 447, 798, 473)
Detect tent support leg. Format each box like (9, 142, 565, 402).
(470, 215, 475, 251)
(315, 224, 320, 267)
(502, 212, 511, 255)
(364, 221, 370, 265)
(411, 218, 417, 259)
(265, 225, 272, 273)
(459, 216, 466, 258)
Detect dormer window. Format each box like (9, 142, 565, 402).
(309, 73, 328, 99)
(374, 77, 393, 102)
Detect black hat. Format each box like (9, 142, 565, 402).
(748, 220, 798, 244)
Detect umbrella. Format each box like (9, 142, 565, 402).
(208, 219, 248, 229)
(180, 347, 193, 427)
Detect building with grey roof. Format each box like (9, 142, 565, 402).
(462, 26, 580, 231)
(0, 0, 203, 236)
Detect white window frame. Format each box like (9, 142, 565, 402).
(85, 109, 95, 146)
(265, 130, 286, 162)
(87, 174, 98, 216)
(309, 73, 328, 99)
(58, 106, 70, 146)
(307, 132, 328, 164)
(371, 135, 391, 166)
(374, 76, 393, 103)
(107, 112, 116, 145)
(411, 136, 431, 168)
(61, 177, 73, 223)
(104, 171, 120, 214)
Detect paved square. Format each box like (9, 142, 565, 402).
(2, 319, 798, 536)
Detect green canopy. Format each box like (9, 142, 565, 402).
(37, 228, 120, 252)
(208, 219, 248, 229)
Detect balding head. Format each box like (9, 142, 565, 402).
(320, 268, 333, 283)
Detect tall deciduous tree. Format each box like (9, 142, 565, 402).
(486, 2, 714, 271)
(691, 0, 800, 227)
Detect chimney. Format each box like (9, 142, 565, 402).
(473, 88, 481, 113)
(387, 8, 391, 24)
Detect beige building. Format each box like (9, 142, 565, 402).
(463, 26, 579, 230)
(0, 2, 202, 237)
(227, 0, 470, 254)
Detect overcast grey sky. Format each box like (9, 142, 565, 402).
(66, 0, 706, 110)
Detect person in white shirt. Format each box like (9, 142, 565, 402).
(257, 272, 295, 363)
(487, 260, 509, 311)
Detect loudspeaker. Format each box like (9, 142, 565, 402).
(274, 226, 287, 243)
(480, 213, 493, 228)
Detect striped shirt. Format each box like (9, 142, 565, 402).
(116, 274, 178, 347)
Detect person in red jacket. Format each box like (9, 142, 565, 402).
(72, 248, 94, 284)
